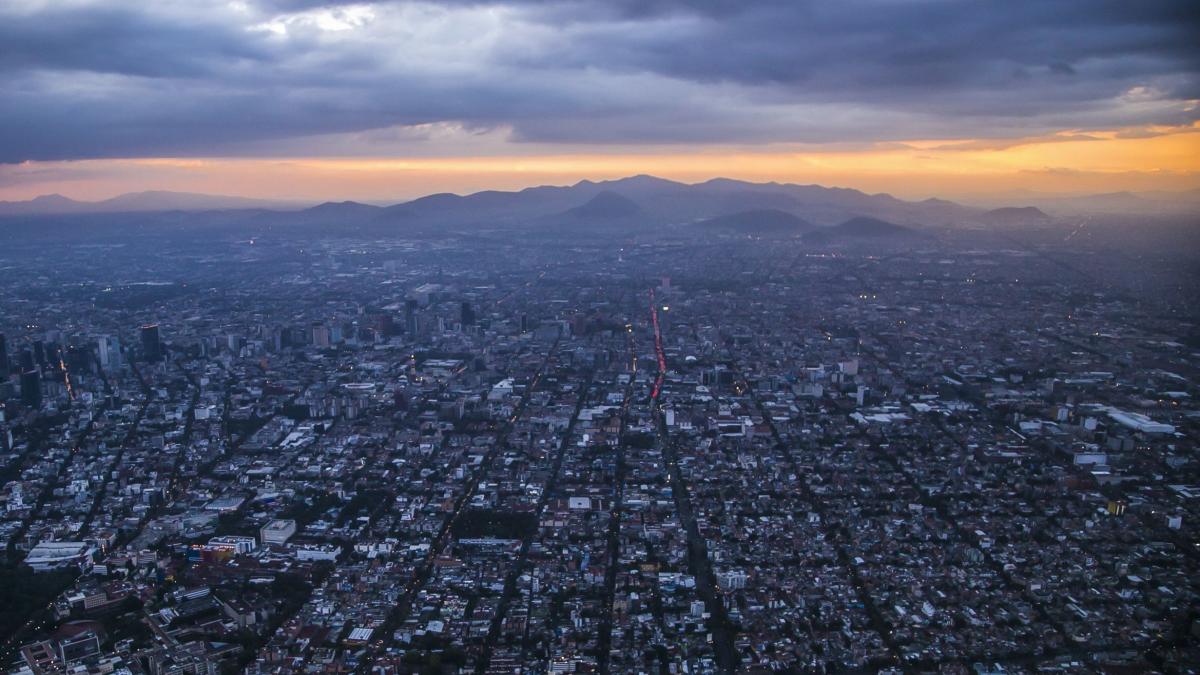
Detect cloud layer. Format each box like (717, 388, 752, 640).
(1, 0, 1197, 162)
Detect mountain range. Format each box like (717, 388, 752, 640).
(0, 175, 1101, 236)
(963, 188, 1200, 216)
(0, 190, 305, 214)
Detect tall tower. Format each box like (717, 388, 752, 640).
(404, 300, 419, 336)
(311, 322, 331, 348)
(98, 336, 121, 369)
(140, 324, 162, 362)
(20, 370, 42, 409)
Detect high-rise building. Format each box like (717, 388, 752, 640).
(404, 299, 419, 335)
(65, 345, 91, 373)
(0, 333, 7, 374)
(140, 324, 162, 361)
(97, 336, 121, 369)
(370, 314, 395, 339)
(461, 301, 476, 328)
(312, 323, 331, 348)
(97, 337, 107, 367)
(20, 370, 42, 409)
(32, 340, 46, 366)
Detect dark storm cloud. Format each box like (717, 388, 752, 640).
(521, 1, 1199, 101)
(0, 0, 1196, 162)
(0, 4, 270, 78)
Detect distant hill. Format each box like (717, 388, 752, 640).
(0, 193, 87, 214)
(968, 188, 1200, 216)
(306, 200, 378, 212)
(101, 191, 299, 212)
(806, 216, 915, 242)
(302, 201, 382, 218)
(980, 206, 1051, 225)
(835, 216, 913, 236)
(695, 208, 814, 234)
(0, 190, 305, 214)
(563, 191, 642, 220)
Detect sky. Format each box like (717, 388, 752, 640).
(1, 0, 1198, 202)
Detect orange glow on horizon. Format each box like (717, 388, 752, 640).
(3, 124, 1198, 203)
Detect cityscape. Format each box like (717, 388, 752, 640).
(0, 186, 1196, 673)
(1, 0, 1198, 674)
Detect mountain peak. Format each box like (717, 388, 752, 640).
(805, 216, 915, 241)
(0, 193, 85, 214)
(306, 200, 379, 211)
(980, 206, 1051, 224)
(30, 193, 78, 204)
(603, 174, 686, 191)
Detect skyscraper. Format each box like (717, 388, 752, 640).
(405, 300, 419, 335)
(98, 336, 121, 370)
(20, 370, 42, 409)
(461, 301, 476, 328)
(0, 333, 8, 374)
(312, 322, 331, 348)
(141, 324, 162, 361)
